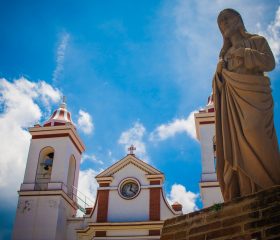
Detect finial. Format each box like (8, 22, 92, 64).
(128, 144, 136, 155)
(60, 95, 67, 109)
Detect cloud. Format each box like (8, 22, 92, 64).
(259, 6, 280, 62)
(150, 111, 197, 141)
(167, 184, 199, 214)
(118, 122, 149, 161)
(77, 169, 100, 207)
(52, 32, 70, 83)
(81, 153, 104, 165)
(159, 0, 279, 101)
(77, 110, 94, 135)
(0, 77, 61, 205)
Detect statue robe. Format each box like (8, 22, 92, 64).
(213, 35, 280, 201)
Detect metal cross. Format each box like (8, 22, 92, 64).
(128, 145, 136, 155)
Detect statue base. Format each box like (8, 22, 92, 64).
(161, 185, 280, 240)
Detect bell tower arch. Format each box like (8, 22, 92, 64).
(13, 98, 85, 240)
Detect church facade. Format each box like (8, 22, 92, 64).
(12, 99, 182, 240)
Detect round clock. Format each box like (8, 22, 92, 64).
(119, 178, 140, 199)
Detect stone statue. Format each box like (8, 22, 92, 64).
(213, 8, 280, 201)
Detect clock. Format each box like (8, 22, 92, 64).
(119, 178, 140, 199)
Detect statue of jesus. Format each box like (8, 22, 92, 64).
(213, 8, 280, 201)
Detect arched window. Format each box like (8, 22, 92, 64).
(67, 155, 76, 199)
(35, 147, 54, 190)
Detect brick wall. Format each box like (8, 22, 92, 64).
(161, 185, 280, 240)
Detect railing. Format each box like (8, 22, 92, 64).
(70, 185, 95, 214)
(32, 178, 95, 215)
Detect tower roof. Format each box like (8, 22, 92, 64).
(43, 96, 74, 127)
(199, 93, 214, 113)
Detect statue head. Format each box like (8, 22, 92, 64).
(217, 9, 246, 38)
(217, 9, 252, 58)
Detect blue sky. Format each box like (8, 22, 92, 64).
(1, 0, 280, 238)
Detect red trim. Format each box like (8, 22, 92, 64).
(150, 180, 160, 185)
(58, 109, 65, 119)
(53, 122, 66, 126)
(85, 207, 92, 215)
(149, 188, 160, 221)
(96, 190, 109, 222)
(99, 183, 110, 187)
(95, 231, 106, 237)
(200, 121, 215, 125)
(67, 112, 71, 121)
(149, 230, 160, 236)
(172, 203, 182, 211)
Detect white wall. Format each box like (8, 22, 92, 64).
(107, 164, 150, 222)
(13, 195, 72, 240)
(200, 184, 223, 207)
(160, 194, 177, 219)
(23, 137, 81, 191)
(199, 124, 217, 182)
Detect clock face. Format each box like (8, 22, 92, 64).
(119, 180, 140, 199)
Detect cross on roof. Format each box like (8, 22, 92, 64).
(128, 144, 136, 155)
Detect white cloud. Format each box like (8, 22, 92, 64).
(77, 169, 100, 206)
(150, 111, 197, 141)
(118, 122, 149, 162)
(160, 0, 279, 101)
(77, 110, 94, 135)
(81, 153, 104, 165)
(0, 77, 61, 205)
(52, 32, 70, 83)
(259, 6, 280, 62)
(167, 184, 199, 214)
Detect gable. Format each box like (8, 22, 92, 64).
(95, 154, 162, 180)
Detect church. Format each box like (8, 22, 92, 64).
(12, 97, 222, 240)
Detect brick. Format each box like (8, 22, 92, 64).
(206, 206, 241, 222)
(262, 204, 280, 218)
(161, 233, 174, 240)
(169, 222, 188, 233)
(265, 225, 280, 236)
(231, 235, 251, 240)
(189, 234, 206, 240)
(244, 214, 280, 230)
(164, 217, 177, 226)
(222, 211, 259, 227)
(251, 231, 262, 239)
(206, 226, 241, 239)
(242, 200, 262, 211)
(189, 221, 221, 235)
(189, 217, 204, 226)
(176, 214, 187, 223)
(174, 231, 186, 239)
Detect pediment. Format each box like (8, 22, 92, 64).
(95, 154, 163, 180)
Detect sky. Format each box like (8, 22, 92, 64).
(1, 0, 280, 238)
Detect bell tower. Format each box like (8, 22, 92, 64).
(194, 95, 223, 207)
(13, 98, 85, 240)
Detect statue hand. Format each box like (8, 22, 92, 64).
(216, 59, 226, 74)
(231, 47, 245, 58)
